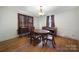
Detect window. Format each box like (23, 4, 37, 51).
(46, 15, 55, 28)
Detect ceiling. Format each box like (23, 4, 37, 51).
(18, 6, 79, 17)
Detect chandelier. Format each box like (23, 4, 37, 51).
(38, 6, 44, 16)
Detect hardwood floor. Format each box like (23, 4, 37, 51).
(0, 36, 79, 52)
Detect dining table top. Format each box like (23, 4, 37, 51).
(34, 29, 50, 34)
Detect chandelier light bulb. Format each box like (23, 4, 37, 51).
(38, 6, 44, 16)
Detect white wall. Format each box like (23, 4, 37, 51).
(0, 6, 36, 42)
(0, 7, 18, 42)
(34, 16, 46, 29)
(55, 7, 79, 40)
(34, 17, 39, 29)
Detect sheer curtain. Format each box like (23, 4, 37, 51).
(49, 16, 51, 27)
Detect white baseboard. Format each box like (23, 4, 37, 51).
(0, 35, 19, 42)
(57, 34, 79, 41)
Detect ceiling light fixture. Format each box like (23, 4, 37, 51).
(38, 6, 44, 16)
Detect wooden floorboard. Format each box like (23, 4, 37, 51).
(0, 36, 79, 52)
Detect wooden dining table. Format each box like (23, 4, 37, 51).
(34, 29, 50, 34)
(34, 29, 50, 47)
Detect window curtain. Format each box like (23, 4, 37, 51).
(46, 15, 55, 27)
(51, 15, 55, 27)
(46, 16, 49, 27)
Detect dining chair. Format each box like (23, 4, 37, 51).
(46, 31, 56, 48)
(28, 28, 41, 45)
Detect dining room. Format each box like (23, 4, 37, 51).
(0, 6, 79, 52)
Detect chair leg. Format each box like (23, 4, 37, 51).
(53, 39, 56, 45)
(45, 39, 48, 46)
(42, 40, 45, 47)
(52, 36, 56, 48)
(52, 40, 56, 48)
